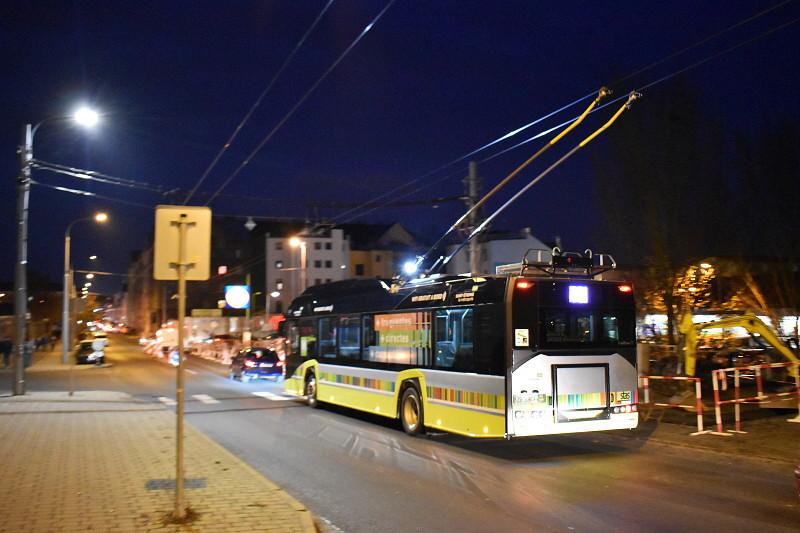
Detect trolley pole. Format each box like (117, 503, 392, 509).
(12, 124, 32, 396)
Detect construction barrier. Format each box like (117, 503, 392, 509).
(639, 375, 709, 436)
(711, 361, 800, 436)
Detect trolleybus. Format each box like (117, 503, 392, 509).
(284, 249, 638, 438)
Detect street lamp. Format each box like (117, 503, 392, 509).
(62, 211, 108, 364)
(12, 106, 100, 394)
(89, 255, 97, 260)
(86, 273, 94, 280)
(289, 236, 307, 294)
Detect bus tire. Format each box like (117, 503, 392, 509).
(305, 371, 319, 409)
(400, 385, 424, 436)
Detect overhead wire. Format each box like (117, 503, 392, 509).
(33, 159, 168, 192)
(204, 0, 397, 206)
(325, 2, 798, 224)
(342, 12, 800, 227)
(182, 0, 336, 204)
(31, 180, 159, 209)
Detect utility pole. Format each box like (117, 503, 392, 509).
(12, 124, 32, 395)
(463, 161, 482, 275)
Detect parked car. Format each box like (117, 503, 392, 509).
(75, 340, 105, 365)
(229, 348, 283, 382)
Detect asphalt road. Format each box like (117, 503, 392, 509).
(3, 335, 798, 532)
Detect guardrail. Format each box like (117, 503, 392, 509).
(711, 362, 800, 436)
(639, 375, 709, 436)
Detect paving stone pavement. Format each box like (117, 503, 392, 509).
(0, 391, 316, 533)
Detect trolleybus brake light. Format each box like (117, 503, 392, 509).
(516, 280, 533, 289)
(618, 284, 632, 293)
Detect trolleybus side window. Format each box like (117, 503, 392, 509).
(319, 317, 337, 358)
(338, 315, 361, 359)
(434, 308, 473, 369)
(364, 312, 431, 366)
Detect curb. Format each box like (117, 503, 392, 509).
(185, 421, 317, 533)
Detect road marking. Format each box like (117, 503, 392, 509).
(186, 369, 198, 375)
(252, 391, 293, 401)
(192, 394, 220, 404)
(158, 396, 177, 406)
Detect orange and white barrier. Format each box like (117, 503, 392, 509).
(639, 375, 709, 436)
(711, 361, 800, 436)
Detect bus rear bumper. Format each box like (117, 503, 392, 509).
(508, 412, 639, 438)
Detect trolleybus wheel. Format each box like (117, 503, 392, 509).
(400, 386, 424, 435)
(305, 372, 319, 408)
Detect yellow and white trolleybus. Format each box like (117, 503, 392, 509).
(284, 249, 639, 438)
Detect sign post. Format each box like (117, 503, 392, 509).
(153, 205, 211, 521)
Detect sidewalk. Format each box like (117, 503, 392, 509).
(0, 391, 316, 533)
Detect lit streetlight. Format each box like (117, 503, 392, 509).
(89, 255, 98, 261)
(86, 273, 94, 279)
(12, 106, 100, 394)
(62, 211, 108, 364)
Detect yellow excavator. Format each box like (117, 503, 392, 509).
(680, 312, 799, 377)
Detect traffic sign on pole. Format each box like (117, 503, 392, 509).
(153, 205, 211, 521)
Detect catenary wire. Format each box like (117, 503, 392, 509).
(204, 0, 397, 206)
(182, 0, 336, 204)
(342, 14, 800, 225)
(327, 4, 798, 224)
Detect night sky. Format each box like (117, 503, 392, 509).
(2, 1, 798, 294)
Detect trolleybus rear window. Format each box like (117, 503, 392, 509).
(540, 309, 634, 347)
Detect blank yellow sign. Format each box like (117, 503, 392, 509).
(153, 205, 211, 281)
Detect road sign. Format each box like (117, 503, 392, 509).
(153, 206, 211, 281)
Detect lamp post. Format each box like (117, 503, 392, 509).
(63, 212, 108, 364)
(12, 105, 100, 394)
(289, 236, 307, 295)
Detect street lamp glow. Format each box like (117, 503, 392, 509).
(86, 273, 94, 279)
(89, 255, 97, 260)
(94, 212, 108, 223)
(700, 262, 712, 269)
(270, 291, 281, 298)
(84, 283, 92, 288)
(289, 236, 304, 248)
(73, 106, 100, 128)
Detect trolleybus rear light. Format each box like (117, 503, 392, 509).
(516, 280, 533, 289)
(618, 284, 632, 293)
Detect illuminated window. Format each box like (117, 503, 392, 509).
(275, 260, 283, 269)
(275, 280, 284, 290)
